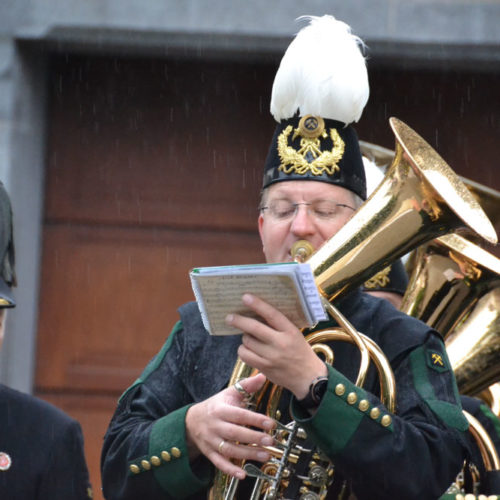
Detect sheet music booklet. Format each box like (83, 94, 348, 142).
(190, 262, 327, 335)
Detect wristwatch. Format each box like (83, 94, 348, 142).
(297, 376, 328, 409)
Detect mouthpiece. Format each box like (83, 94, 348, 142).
(291, 240, 314, 263)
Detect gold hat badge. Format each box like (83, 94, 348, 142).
(364, 265, 392, 289)
(277, 115, 345, 176)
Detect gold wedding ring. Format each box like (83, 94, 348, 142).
(218, 440, 226, 454)
(234, 381, 251, 399)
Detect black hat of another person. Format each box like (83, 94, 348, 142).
(0, 182, 16, 307)
(262, 15, 369, 201)
(363, 259, 409, 297)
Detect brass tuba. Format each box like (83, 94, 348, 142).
(359, 138, 500, 227)
(478, 383, 500, 418)
(400, 233, 500, 339)
(306, 118, 496, 302)
(446, 287, 500, 398)
(210, 118, 497, 499)
(457, 176, 500, 243)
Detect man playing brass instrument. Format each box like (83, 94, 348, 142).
(101, 15, 471, 499)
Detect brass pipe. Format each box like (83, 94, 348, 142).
(400, 233, 500, 339)
(305, 329, 396, 413)
(464, 410, 500, 471)
(446, 288, 500, 397)
(292, 240, 371, 390)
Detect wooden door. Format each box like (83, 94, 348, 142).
(37, 54, 276, 498)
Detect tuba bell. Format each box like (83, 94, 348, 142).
(400, 233, 500, 339)
(307, 118, 496, 303)
(446, 287, 500, 397)
(359, 139, 500, 231)
(211, 118, 498, 499)
(457, 176, 500, 244)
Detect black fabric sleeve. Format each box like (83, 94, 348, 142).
(101, 322, 211, 500)
(38, 419, 92, 500)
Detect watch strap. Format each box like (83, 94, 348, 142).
(297, 376, 328, 410)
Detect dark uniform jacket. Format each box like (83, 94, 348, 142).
(101, 290, 469, 499)
(0, 384, 92, 500)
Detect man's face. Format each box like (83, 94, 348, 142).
(258, 180, 358, 263)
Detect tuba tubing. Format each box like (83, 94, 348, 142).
(291, 240, 371, 389)
(305, 328, 396, 413)
(400, 233, 500, 339)
(463, 411, 500, 472)
(446, 287, 500, 397)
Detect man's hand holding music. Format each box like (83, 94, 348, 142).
(226, 293, 327, 400)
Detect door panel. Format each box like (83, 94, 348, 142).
(37, 224, 263, 392)
(38, 54, 276, 499)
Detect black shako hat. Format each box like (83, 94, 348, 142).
(0, 182, 16, 307)
(262, 115, 367, 200)
(363, 259, 409, 297)
(262, 15, 369, 200)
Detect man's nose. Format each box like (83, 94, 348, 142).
(290, 205, 315, 236)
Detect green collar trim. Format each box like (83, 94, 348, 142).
(410, 346, 468, 431)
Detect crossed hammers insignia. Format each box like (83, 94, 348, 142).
(431, 353, 444, 366)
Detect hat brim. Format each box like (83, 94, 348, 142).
(0, 278, 15, 308)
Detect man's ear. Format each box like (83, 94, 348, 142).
(258, 213, 265, 252)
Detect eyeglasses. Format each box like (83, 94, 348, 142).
(260, 199, 356, 222)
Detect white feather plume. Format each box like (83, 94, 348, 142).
(270, 15, 369, 124)
(363, 156, 385, 197)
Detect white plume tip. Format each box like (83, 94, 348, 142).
(271, 15, 369, 125)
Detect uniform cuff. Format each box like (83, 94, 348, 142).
(291, 365, 393, 455)
(128, 405, 212, 498)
